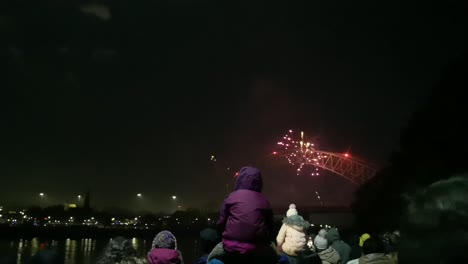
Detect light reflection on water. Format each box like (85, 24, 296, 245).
(0, 237, 197, 264)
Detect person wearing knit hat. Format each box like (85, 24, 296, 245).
(314, 236, 328, 251)
(276, 204, 310, 257)
(286, 203, 299, 217)
(152, 231, 178, 249)
(313, 236, 341, 264)
(97, 236, 146, 264)
(148, 231, 184, 264)
(318, 229, 328, 238)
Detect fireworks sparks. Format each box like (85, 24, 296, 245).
(275, 130, 326, 176)
(273, 130, 332, 206)
(315, 191, 324, 205)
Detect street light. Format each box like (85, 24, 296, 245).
(137, 193, 142, 198)
(172, 196, 177, 200)
(39, 193, 44, 197)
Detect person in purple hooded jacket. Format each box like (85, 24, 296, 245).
(208, 166, 277, 264)
(148, 230, 184, 264)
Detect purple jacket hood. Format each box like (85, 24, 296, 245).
(217, 167, 273, 253)
(234, 166, 263, 192)
(148, 248, 182, 264)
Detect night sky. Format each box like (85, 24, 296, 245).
(1, 0, 466, 212)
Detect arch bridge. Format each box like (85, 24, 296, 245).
(276, 131, 377, 185)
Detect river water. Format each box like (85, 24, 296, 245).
(0, 237, 198, 263)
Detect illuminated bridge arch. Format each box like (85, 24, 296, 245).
(275, 130, 378, 185)
(296, 150, 377, 185)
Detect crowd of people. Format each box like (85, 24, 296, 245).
(6, 167, 468, 264)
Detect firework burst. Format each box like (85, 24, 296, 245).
(274, 130, 326, 205)
(275, 130, 325, 176)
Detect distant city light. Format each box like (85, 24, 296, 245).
(137, 193, 142, 197)
(172, 196, 177, 200)
(344, 153, 349, 157)
(39, 193, 44, 197)
(272, 151, 277, 155)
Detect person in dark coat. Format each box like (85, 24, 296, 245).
(209, 166, 276, 263)
(194, 228, 220, 264)
(347, 238, 391, 264)
(326, 228, 351, 264)
(348, 234, 362, 260)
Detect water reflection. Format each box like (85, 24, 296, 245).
(16, 239, 23, 264)
(31, 238, 39, 256)
(1, 237, 196, 264)
(84, 239, 92, 262)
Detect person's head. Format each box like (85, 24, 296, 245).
(325, 228, 340, 243)
(199, 228, 220, 254)
(234, 166, 263, 192)
(359, 233, 371, 247)
(314, 235, 328, 251)
(389, 232, 399, 247)
(318, 229, 327, 238)
(362, 237, 385, 255)
(99, 237, 137, 263)
(152, 230, 177, 250)
(400, 176, 468, 263)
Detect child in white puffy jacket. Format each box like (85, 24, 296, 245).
(276, 204, 311, 257)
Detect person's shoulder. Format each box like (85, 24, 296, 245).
(346, 259, 359, 264)
(344, 241, 352, 249)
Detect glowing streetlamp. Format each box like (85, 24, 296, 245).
(172, 196, 177, 200)
(137, 193, 142, 198)
(39, 193, 44, 197)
